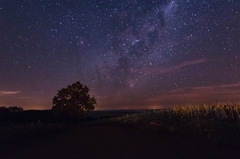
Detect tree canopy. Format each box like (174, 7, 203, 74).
(52, 81, 96, 118)
(0, 106, 23, 114)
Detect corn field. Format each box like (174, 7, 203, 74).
(172, 103, 240, 121)
(110, 103, 240, 123)
(108, 103, 240, 144)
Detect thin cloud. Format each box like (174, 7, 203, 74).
(133, 59, 207, 74)
(168, 82, 240, 95)
(0, 91, 20, 96)
(147, 82, 240, 107)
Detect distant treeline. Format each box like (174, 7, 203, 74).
(0, 106, 144, 124)
(0, 106, 23, 113)
(0, 106, 115, 124)
(0, 106, 55, 124)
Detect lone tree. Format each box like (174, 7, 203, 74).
(52, 81, 96, 118)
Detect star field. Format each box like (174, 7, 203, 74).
(0, 0, 240, 110)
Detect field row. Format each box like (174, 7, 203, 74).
(108, 103, 240, 145)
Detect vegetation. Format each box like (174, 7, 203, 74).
(2, 102, 240, 147)
(0, 106, 23, 114)
(108, 103, 240, 145)
(52, 81, 96, 119)
(0, 122, 67, 143)
(0, 109, 56, 125)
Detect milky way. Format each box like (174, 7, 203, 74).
(0, 0, 240, 110)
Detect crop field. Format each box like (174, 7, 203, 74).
(107, 103, 240, 145)
(1, 103, 240, 146)
(1, 103, 240, 158)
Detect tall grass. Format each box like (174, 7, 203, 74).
(108, 103, 240, 144)
(172, 103, 240, 121)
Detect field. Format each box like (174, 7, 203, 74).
(1, 103, 240, 158)
(107, 103, 240, 145)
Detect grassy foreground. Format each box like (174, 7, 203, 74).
(2, 103, 240, 147)
(107, 103, 240, 145)
(0, 122, 68, 143)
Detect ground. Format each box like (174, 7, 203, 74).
(1, 125, 240, 159)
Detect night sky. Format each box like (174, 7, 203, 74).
(0, 0, 240, 110)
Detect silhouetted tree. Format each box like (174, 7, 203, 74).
(0, 106, 8, 115)
(52, 81, 96, 119)
(0, 106, 24, 123)
(0, 106, 23, 114)
(8, 106, 24, 113)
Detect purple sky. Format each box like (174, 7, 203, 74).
(0, 0, 240, 110)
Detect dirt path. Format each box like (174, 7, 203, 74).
(1, 125, 239, 159)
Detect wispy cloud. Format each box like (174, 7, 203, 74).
(167, 82, 240, 95)
(0, 91, 20, 96)
(146, 82, 240, 107)
(133, 59, 207, 74)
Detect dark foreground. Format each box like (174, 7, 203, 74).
(1, 125, 240, 159)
